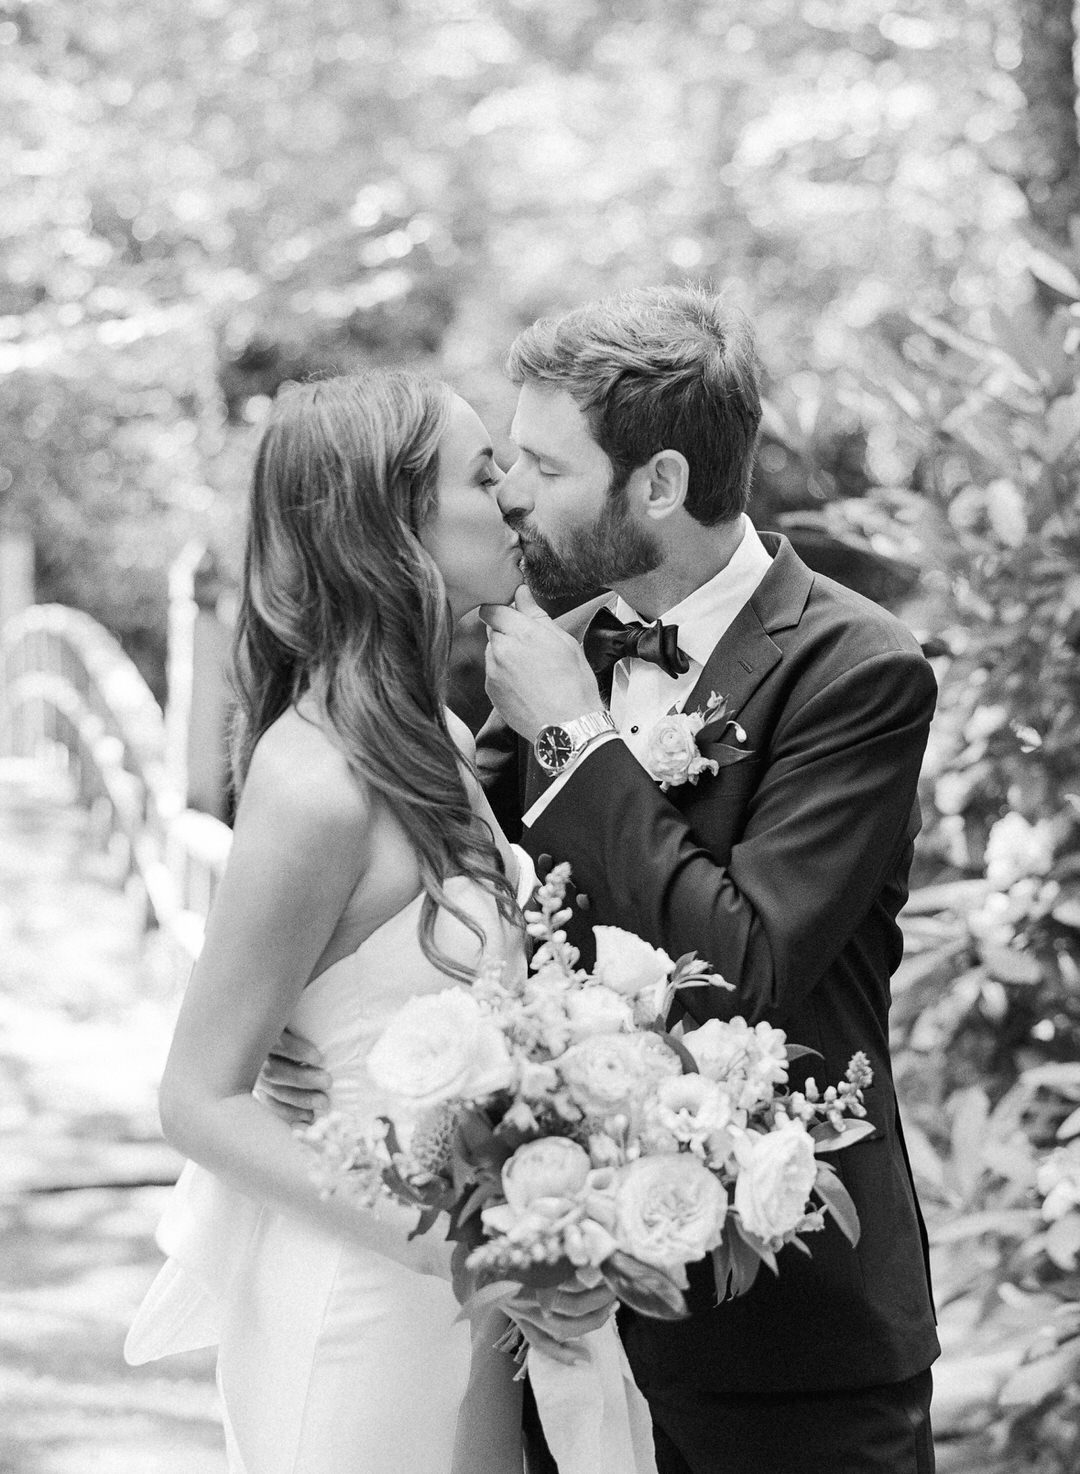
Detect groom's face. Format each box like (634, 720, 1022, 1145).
(499, 382, 661, 600)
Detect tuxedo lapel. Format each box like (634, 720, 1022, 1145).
(681, 533, 813, 726)
(520, 537, 814, 797)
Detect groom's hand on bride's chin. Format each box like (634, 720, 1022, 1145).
(507, 1274, 617, 1364)
(480, 587, 603, 741)
(254, 1027, 331, 1125)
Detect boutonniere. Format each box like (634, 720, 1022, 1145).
(643, 691, 754, 793)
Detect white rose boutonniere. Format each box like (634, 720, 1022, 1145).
(644, 692, 753, 793)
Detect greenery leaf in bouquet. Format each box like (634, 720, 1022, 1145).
(453, 1279, 523, 1324)
(451, 1177, 503, 1231)
(711, 1226, 764, 1302)
(784, 1043, 823, 1064)
(644, 1024, 701, 1076)
(408, 1205, 445, 1241)
(601, 1250, 689, 1320)
(451, 1107, 516, 1193)
(812, 1163, 861, 1247)
(810, 1118, 877, 1154)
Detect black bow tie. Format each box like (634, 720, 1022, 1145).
(583, 607, 690, 680)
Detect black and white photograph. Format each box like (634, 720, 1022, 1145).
(3, 2, 1080, 1471)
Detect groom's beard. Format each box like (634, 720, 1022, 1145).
(506, 483, 663, 601)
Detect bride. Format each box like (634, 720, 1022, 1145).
(124, 371, 599, 1473)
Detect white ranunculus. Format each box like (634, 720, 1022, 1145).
(613, 1154, 728, 1272)
(502, 1136, 593, 1214)
(564, 984, 635, 1042)
(559, 1031, 682, 1119)
(733, 1121, 817, 1244)
(592, 927, 674, 1000)
(366, 989, 513, 1110)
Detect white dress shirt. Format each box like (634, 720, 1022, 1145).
(522, 515, 773, 826)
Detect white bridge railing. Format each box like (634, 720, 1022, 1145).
(1, 604, 231, 961)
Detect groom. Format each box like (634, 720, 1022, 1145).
(475, 284, 939, 1474)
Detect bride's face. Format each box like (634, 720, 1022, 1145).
(421, 394, 523, 619)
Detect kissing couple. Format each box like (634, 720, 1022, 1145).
(125, 285, 939, 1474)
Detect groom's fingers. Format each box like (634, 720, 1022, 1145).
(512, 585, 546, 618)
(259, 1054, 331, 1092)
(478, 602, 524, 633)
(255, 1080, 329, 1112)
(271, 1027, 325, 1068)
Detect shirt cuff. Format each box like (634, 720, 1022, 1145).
(509, 844, 539, 908)
(521, 732, 620, 828)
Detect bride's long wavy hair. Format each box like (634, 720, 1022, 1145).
(230, 371, 516, 980)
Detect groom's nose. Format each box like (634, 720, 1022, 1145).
(496, 460, 532, 519)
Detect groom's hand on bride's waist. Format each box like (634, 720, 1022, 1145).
(254, 1026, 330, 1125)
(507, 1271, 617, 1365)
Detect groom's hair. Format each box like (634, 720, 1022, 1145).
(506, 284, 762, 526)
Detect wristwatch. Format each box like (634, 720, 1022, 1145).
(533, 710, 617, 776)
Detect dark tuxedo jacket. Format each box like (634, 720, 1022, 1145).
(476, 532, 940, 1399)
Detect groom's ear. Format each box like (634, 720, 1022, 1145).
(640, 449, 689, 521)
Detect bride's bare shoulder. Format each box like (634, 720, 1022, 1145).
(239, 707, 371, 840)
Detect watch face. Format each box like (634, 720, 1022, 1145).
(535, 724, 574, 774)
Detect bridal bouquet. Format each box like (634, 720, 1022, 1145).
(300, 862, 875, 1320)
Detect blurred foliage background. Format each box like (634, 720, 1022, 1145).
(4, 0, 1080, 1464)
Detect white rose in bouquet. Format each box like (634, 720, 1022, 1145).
(366, 988, 513, 1110)
(564, 983, 635, 1042)
(592, 927, 674, 1000)
(613, 1154, 728, 1276)
(733, 1119, 817, 1244)
(559, 1031, 682, 1120)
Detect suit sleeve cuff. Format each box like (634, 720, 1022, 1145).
(521, 732, 620, 828)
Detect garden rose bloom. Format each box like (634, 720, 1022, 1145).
(592, 927, 674, 999)
(733, 1121, 817, 1243)
(502, 1137, 592, 1214)
(613, 1154, 728, 1272)
(564, 983, 635, 1041)
(643, 714, 718, 790)
(366, 989, 513, 1110)
(559, 1032, 682, 1119)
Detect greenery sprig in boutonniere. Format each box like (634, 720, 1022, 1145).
(644, 691, 754, 793)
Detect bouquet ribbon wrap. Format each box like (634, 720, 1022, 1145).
(528, 1321, 658, 1474)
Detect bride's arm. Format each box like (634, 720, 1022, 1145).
(157, 732, 422, 1263)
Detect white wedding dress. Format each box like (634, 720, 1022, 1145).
(125, 877, 525, 1474)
